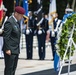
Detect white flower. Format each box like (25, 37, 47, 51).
(0, 29, 3, 34)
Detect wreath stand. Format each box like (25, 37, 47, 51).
(58, 24, 76, 75)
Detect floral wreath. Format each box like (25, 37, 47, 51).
(56, 13, 76, 60)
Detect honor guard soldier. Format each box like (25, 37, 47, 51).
(36, 13, 49, 60)
(33, 12, 38, 32)
(50, 13, 61, 60)
(0, 5, 8, 59)
(62, 8, 73, 23)
(25, 11, 34, 59)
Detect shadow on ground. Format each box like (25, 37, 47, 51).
(22, 64, 76, 75)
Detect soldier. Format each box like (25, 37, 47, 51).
(33, 12, 38, 32)
(25, 11, 34, 59)
(62, 8, 73, 23)
(50, 13, 62, 60)
(0, 5, 8, 59)
(2, 6, 25, 75)
(36, 13, 49, 60)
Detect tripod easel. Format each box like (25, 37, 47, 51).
(58, 24, 76, 75)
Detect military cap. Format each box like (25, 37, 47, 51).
(65, 8, 73, 13)
(15, 6, 25, 14)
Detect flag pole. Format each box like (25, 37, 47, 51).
(23, 0, 29, 29)
(23, 15, 29, 29)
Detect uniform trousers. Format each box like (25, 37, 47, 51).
(4, 52, 19, 75)
(50, 32, 57, 60)
(37, 33, 46, 60)
(0, 37, 4, 57)
(25, 32, 33, 59)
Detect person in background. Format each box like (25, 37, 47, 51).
(25, 11, 34, 59)
(2, 6, 25, 75)
(0, 5, 8, 59)
(62, 8, 73, 23)
(36, 13, 49, 60)
(33, 12, 38, 32)
(50, 13, 59, 60)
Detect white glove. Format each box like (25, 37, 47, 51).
(26, 29, 30, 35)
(54, 29, 57, 32)
(52, 31, 55, 37)
(38, 30, 42, 34)
(0, 29, 3, 34)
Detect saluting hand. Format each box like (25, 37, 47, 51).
(6, 50, 11, 55)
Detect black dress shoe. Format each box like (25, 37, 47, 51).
(51, 58, 54, 61)
(0, 57, 4, 59)
(39, 58, 44, 60)
(26, 58, 32, 60)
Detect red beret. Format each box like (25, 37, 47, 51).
(15, 6, 25, 14)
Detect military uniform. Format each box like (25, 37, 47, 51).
(3, 16, 21, 75)
(50, 18, 58, 60)
(0, 16, 8, 58)
(25, 14, 34, 59)
(36, 14, 49, 60)
(36, 28, 45, 60)
(0, 5, 8, 58)
(2, 6, 25, 75)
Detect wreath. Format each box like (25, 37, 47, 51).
(57, 13, 76, 60)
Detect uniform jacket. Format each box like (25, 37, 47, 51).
(0, 16, 8, 36)
(40, 18, 49, 32)
(28, 17, 34, 30)
(2, 17, 21, 54)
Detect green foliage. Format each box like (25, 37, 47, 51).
(42, 0, 50, 14)
(57, 13, 76, 60)
(56, 0, 68, 19)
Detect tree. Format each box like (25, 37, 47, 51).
(3, 0, 75, 18)
(63, 0, 76, 12)
(3, 0, 14, 17)
(42, 0, 50, 14)
(29, 0, 37, 11)
(70, 0, 76, 12)
(56, 0, 68, 19)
